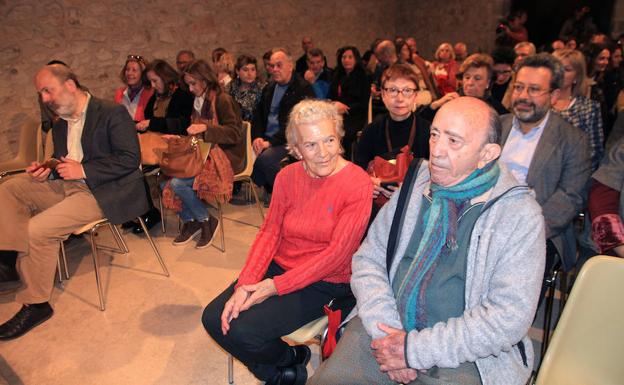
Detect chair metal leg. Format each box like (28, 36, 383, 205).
(212, 203, 226, 252)
(227, 354, 234, 384)
(60, 242, 69, 280)
(108, 223, 129, 253)
(89, 229, 106, 311)
(248, 180, 264, 221)
(57, 252, 63, 283)
(137, 217, 170, 277)
(159, 192, 166, 234)
(541, 268, 558, 358)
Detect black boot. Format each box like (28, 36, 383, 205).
(132, 208, 161, 234)
(266, 345, 311, 385)
(0, 251, 20, 294)
(266, 364, 307, 385)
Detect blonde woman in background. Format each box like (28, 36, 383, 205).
(552, 49, 604, 171)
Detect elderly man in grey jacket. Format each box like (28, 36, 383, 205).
(309, 97, 545, 385)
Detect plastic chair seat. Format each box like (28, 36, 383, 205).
(283, 316, 328, 343)
(72, 219, 109, 235)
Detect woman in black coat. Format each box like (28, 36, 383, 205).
(136, 59, 194, 135)
(328, 46, 371, 160)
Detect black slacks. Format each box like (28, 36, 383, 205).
(202, 261, 353, 381)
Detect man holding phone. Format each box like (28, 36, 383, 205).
(0, 64, 148, 340)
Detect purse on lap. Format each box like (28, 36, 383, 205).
(367, 117, 416, 208)
(160, 135, 208, 178)
(138, 131, 168, 165)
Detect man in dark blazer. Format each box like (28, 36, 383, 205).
(0, 64, 148, 340)
(251, 48, 314, 194)
(499, 53, 591, 273)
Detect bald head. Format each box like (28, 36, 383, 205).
(438, 97, 500, 146)
(375, 40, 397, 65)
(35, 64, 86, 119)
(429, 97, 501, 186)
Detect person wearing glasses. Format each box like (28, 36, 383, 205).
(114, 55, 154, 122)
(491, 47, 515, 104)
(354, 64, 430, 202)
(500, 53, 591, 280)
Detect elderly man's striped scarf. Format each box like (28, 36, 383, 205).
(396, 161, 500, 330)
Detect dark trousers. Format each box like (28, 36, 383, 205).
(202, 262, 353, 381)
(251, 144, 288, 193)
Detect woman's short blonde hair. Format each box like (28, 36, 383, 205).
(286, 100, 344, 156)
(552, 49, 588, 97)
(216, 52, 235, 76)
(435, 42, 455, 61)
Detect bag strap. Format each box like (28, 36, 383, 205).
(386, 157, 423, 276)
(384, 114, 417, 154)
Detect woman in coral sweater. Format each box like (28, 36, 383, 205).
(114, 55, 154, 122)
(202, 100, 373, 385)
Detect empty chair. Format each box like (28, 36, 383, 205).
(536, 256, 624, 385)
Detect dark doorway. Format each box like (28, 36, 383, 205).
(510, 0, 616, 49)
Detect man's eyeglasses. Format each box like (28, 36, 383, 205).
(511, 83, 551, 97)
(382, 87, 417, 97)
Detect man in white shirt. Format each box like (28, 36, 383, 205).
(500, 53, 591, 273)
(0, 64, 148, 340)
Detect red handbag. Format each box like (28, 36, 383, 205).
(367, 117, 416, 207)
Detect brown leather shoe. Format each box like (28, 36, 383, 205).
(172, 221, 202, 245)
(196, 216, 219, 249)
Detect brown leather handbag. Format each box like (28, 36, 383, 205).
(160, 135, 204, 178)
(138, 132, 168, 165)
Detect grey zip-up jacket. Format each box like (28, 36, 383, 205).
(348, 161, 546, 385)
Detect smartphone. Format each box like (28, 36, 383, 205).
(380, 181, 399, 189)
(36, 158, 61, 171)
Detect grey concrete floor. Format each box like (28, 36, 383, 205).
(0, 202, 552, 385)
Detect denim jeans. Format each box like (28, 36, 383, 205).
(164, 177, 208, 222)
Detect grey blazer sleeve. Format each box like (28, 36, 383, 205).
(540, 127, 591, 238)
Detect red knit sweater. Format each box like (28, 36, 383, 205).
(236, 161, 373, 295)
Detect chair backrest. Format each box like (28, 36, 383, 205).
(0, 119, 41, 173)
(235, 121, 255, 179)
(536, 255, 624, 385)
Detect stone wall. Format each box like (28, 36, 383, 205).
(396, 0, 506, 58)
(1, 0, 509, 162)
(0, 0, 397, 161)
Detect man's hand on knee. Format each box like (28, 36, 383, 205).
(371, 323, 409, 371)
(388, 368, 418, 383)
